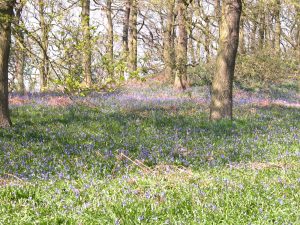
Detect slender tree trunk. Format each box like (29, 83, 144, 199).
(204, 15, 211, 63)
(215, 0, 221, 38)
(274, 0, 281, 53)
(174, 0, 188, 90)
(210, 0, 242, 121)
(38, 0, 49, 91)
(163, 0, 175, 80)
(0, 0, 15, 128)
(106, 0, 114, 76)
(128, 0, 137, 73)
(258, 1, 265, 49)
(239, 15, 245, 54)
(296, 4, 300, 57)
(122, 0, 130, 57)
(250, 16, 257, 52)
(15, 3, 25, 94)
(81, 0, 92, 87)
(189, 34, 196, 65)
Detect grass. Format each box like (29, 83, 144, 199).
(0, 85, 299, 224)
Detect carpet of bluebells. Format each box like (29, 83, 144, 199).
(1, 83, 299, 224)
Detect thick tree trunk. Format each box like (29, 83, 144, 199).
(106, 0, 114, 76)
(210, 0, 242, 121)
(163, 0, 175, 80)
(174, 0, 188, 90)
(38, 0, 49, 91)
(15, 3, 25, 94)
(128, 0, 137, 73)
(0, 0, 15, 128)
(81, 0, 92, 87)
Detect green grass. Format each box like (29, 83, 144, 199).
(0, 91, 299, 224)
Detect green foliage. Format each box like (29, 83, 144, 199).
(188, 49, 299, 91)
(188, 63, 213, 86)
(235, 49, 299, 90)
(53, 73, 84, 95)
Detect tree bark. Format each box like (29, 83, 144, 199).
(81, 0, 92, 87)
(15, 3, 25, 94)
(250, 14, 257, 52)
(38, 0, 49, 91)
(122, 0, 130, 58)
(296, 3, 300, 57)
(215, 0, 221, 38)
(163, 0, 175, 80)
(128, 0, 137, 73)
(204, 15, 211, 63)
(239, 15, 245, 54)
(0, 0, 15, 128)
(174, 0, 188, 90)
(210, 0, 242, 121)
(258, 1, 265, 49)
(106, 0, 114, 76)
(274, 0, 281, 53)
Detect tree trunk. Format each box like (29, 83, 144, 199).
(215, 0, 221, 38)
(204, 15, 211, 63)
(106, 0, 114, 77)
(239, 15, 245, 54)
(81, 0, 92, 87)
(174, 0, 188, 90)
(296, 4, 300, 57)
(210, 0, 242, 121)
(163, 0, 175, 80)
(0, 0, 15, 128)
(258, 2, 265, 49)
(15, 3, 25, 94)
(128, 0, 137, 73)
(274, 0, 281, 53)
(38, 0, 49, 91)
(189, 34, 196, 65)
(122, 0, 130, 57)
(250, 15, 257, 52)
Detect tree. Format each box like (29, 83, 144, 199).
(122, 0, 130, 60)
(38, 0, 50, 91)
(106, 0, 114, 76)
(81, 0, 92, 87)
(174, 0, 189, 90)
(128, 0, 137, 73)
(0, 0, 15, 128)
(210, 0, 242, 121)
(274, 0, 281, 53)
(14, 1, 26, 94)
(258, 0, 265, 49)
(163, 0, 175, 80)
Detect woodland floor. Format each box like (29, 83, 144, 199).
(0, 80, 299, 224)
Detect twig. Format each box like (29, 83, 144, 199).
(3, 173, 25, 183)
(120, 153, 153, 173)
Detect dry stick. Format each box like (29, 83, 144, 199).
(120, 153, 153, 173)
(3, 173, 26, 183)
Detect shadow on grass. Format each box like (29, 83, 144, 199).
(6, 104, 296, 147)
(0, 103, 298, 179)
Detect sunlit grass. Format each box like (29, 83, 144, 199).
(1, 86, 299, 224)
